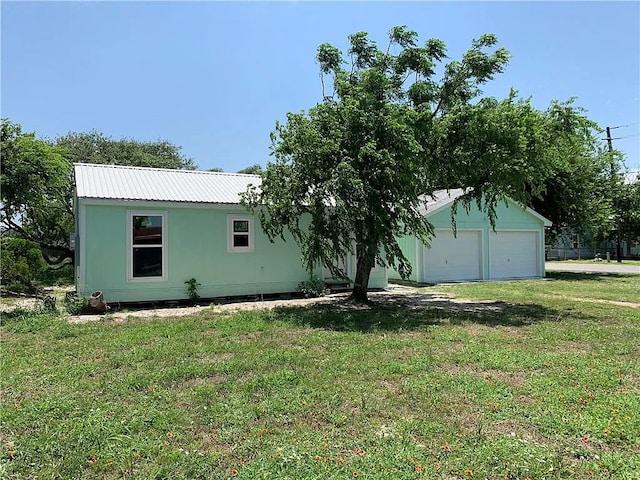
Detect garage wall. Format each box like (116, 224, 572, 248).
(489, 230, 540, 279)
(388, 234, 418, 281)
(389, 198, 548, 283)
(422, 230, 483, 282)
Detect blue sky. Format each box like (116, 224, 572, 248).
(2, 1, 639, 173)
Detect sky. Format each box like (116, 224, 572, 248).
(2, 1, 639, 173)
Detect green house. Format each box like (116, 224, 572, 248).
(73, 163, 387, 303)
(389, 189, 552, 283)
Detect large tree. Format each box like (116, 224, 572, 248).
(1, 120, 196, 267)
(527, 119, 622, 245)
(1, 119, 73, 265)
(243, 27, 600, 301)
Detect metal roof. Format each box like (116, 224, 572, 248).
(419, 189, 466, 216)
(419, 188, 552, 226)
(74, 163, 261, 204)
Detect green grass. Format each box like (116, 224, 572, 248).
(2, 273, 639, 479)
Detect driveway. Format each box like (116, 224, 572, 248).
(545, 262, 640, 274)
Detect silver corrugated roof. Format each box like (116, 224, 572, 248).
(424, 188, 464, 213)
(419, 188, 552, 226)
(418, 188, 466, 215)
(74, 163, 261, 204)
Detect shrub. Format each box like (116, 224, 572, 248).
(39, 263, 74, 286)
(1, 237, 46, 292)
(298, 276, 327, 298)
(184, 278, 201, 304)
(64, 293, 88, 315)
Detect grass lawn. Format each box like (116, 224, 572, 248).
(1, 272, 639, 479)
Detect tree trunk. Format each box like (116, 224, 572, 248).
(351, 251, 374, 303)
(616, 233, 622, 263)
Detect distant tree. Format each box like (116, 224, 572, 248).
(1, 119, 197, 273)
(207, 167, 225, 172)
(610, 174, 640, 260)
(237, 164, 263, 175)
(527, 119, 619, 244)
(55, 131, 196, 169)
(243, 27, 602, 301)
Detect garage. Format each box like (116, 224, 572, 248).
(422, 229, 483, 283)
(389, 189, 551, 284)
(489, 231, 540, 279)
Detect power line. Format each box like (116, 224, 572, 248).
(607, 134, 640, 140)
(610, 122, 639, 129)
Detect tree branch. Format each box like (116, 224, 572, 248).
(3, 216, 73, 264)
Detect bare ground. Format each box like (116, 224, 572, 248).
(66, 284, 509, 324)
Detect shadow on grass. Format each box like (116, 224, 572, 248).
(269, 293, 563, 333)
(546, 271, 637, 282)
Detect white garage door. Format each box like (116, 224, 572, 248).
(490, 231, 539, 279)
(422, 230, 482, 283)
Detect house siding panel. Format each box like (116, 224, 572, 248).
(79, 201, 387, 303)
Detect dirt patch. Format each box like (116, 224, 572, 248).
(552, 340, 593, 354)
(490, 419, 547, 445)
(173, 375, 227, 389)
(66, 285, 510, 324)
(0, 297, 39, 312)
(196, 352, 235, 364)
(436, 364, 528, 388)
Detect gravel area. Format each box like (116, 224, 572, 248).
(66, 284, 510, 323)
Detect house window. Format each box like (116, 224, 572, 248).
(228, 215, 254, 252)
(127, 211, 167, 281)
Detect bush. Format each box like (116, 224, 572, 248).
(39, 263, 74, 286)
(298, 276, 327, 298)
(184, 278, 201, 303)
(0, 237, 73, 290)
(1, 237, 46, 292)
(64, 293, 88, 315)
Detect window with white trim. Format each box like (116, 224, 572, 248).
(127, 211, 167, 281)
(228, 215, 254, 252)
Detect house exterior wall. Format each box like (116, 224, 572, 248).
(76, 200, 387, 303)
(547, 232, 640, 260)
(389, 199, 547, 283)
(389, 235, 418, 281)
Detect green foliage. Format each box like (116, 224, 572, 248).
(64, 292, 88, 315)
(55, 131, 196, 170)
(236, 164, 263, 175)
(529, 129, 620, 242)
(38, 263, 74, 286)
(613, 177, 640, 241)
(1, 119, 74, 265)
(0, 237, 47, 292)
(184, 278, 201, 303)
(244, 27, 598, 301)
(298, 276, 327, 298)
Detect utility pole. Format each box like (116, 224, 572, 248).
(606, 126, 622, 263)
